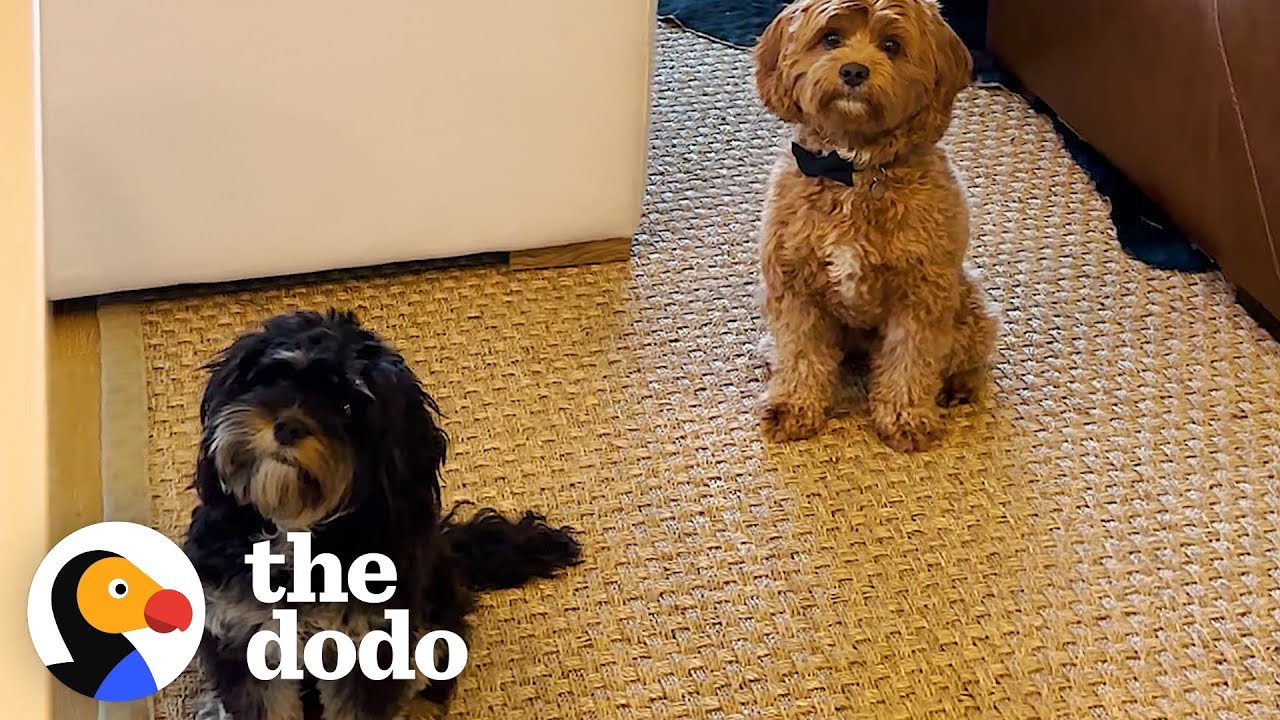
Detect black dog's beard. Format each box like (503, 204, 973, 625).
(208, 405, 353, 531)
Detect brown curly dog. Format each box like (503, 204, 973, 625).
(754, 0, 997, 451)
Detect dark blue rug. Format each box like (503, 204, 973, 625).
(656, 0, 789, 47)
(655, 0, 1214, 273)
(656, 0, 1001, 82)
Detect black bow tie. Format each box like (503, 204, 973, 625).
(791, 142, 859, 186)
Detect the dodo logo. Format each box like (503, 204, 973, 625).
(27, 522, 205, 702)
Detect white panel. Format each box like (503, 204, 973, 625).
(41, 1, 655, 298)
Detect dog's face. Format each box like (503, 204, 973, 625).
(756, 0, 971, 142)
(195, 310, 445, 532)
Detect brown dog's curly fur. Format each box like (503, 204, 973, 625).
(754, 0, 997, 451)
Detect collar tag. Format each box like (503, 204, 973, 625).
(869, 172, 887, 199)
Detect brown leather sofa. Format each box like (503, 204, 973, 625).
(987, 0, 1280, 329)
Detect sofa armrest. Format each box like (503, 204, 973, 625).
(989, 0, 1280, 320)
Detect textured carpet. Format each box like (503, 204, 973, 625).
(117, 28, 1280, 719)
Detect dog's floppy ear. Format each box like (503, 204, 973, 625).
(361, 352, 448, 512)
(191, 454, 229, 504)
(754, 2, 804, 123)
(928, 2, 972, 106)
(199, 330, 270, 424)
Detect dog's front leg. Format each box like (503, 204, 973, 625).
(317, 675, 410, 720)
(210, 676, 304, 720)
(199, 632, 305, 720)
(760, 290, 842, 441)
(869, 305, 948, 452)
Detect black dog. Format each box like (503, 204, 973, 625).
(185, 309, 581, 720)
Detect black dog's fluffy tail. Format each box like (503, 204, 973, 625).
(440, 503, 582, 591)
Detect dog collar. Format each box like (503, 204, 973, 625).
(791, 143, 886, 197)
(792, 143, 859, 185)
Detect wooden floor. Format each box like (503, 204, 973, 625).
(48, 301, 150, 720)
(48, 302, 102, 720)
(508, 237, 632, 270)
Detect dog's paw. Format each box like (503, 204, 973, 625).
(760, 400, 826, 442)
(872, 406, 942, 452)
(407, 695, 451, 720)
(192, 693, 231, 720)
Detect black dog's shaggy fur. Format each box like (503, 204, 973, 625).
(184, 309, 581, 720)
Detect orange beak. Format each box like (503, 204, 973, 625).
(143, 588, 192, 633)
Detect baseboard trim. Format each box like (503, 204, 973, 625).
(99, 302, 151, 529)
(508, 237, 632, 270)
(48, 303, 103, 720)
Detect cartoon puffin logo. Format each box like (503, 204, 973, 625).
(28, 522, 205, 703)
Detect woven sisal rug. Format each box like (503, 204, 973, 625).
(101, 28, 1280, 719)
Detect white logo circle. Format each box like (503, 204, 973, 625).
(27, 522, 205, 702)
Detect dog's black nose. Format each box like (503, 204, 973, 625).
(273, 417, 310, 446)
(840, 62, 870, 87)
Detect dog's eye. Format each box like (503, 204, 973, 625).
(880, 38, 902, 57)
(821, 31, 842, 49)
(342, 403, 352, 416)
